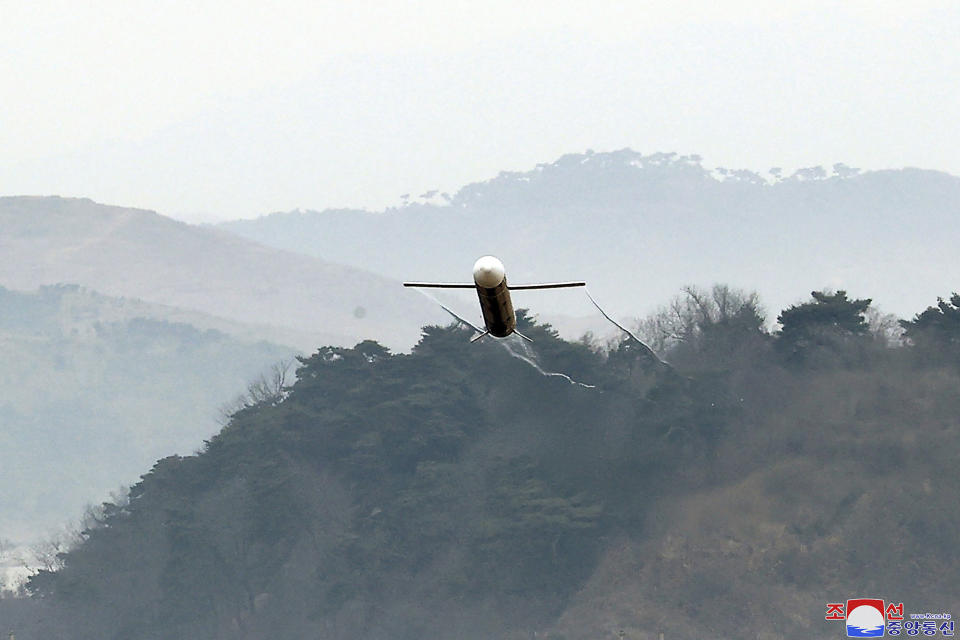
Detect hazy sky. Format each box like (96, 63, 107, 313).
(2, 1, 958, 222)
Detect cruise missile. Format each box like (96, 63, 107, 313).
(404, 255, 585, 342)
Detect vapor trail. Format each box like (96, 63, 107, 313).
(497, 336, 596, 389)
(584, 289, 671, 368)
(413, 288, 595, 388)
(413, 288, 484, 333)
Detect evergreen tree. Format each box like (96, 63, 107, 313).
(776, 290, 872, 366)
(900, 293, 960, 363)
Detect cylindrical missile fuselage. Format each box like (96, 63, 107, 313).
(473, 256, 515, 337)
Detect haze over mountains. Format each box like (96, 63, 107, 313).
(219, 149, 960, 325)
(3, 150, 958, 543)
(0, 196, 444, 545)
(0, 285, 294, 540)
(0, 196, 445, 352)
(2, 149, 959, 637)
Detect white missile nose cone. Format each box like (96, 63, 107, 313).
(473, 255, 505, 287)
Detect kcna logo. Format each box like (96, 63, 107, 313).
(826, 598, 955, 637)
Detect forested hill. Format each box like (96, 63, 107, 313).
(218, 150, 960, 323)
(11, 289, 960, 639)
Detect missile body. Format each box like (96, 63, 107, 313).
(473, 256, 515, 337)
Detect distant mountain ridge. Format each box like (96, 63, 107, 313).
(218, 150, 960, 324)
(0, 196, 445, 351)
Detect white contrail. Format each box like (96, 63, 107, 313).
(413, 288, 595, 388)
(413, 288, 483, 331)
(584, 288, 670, 367)
(497, 336, 596, 389)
